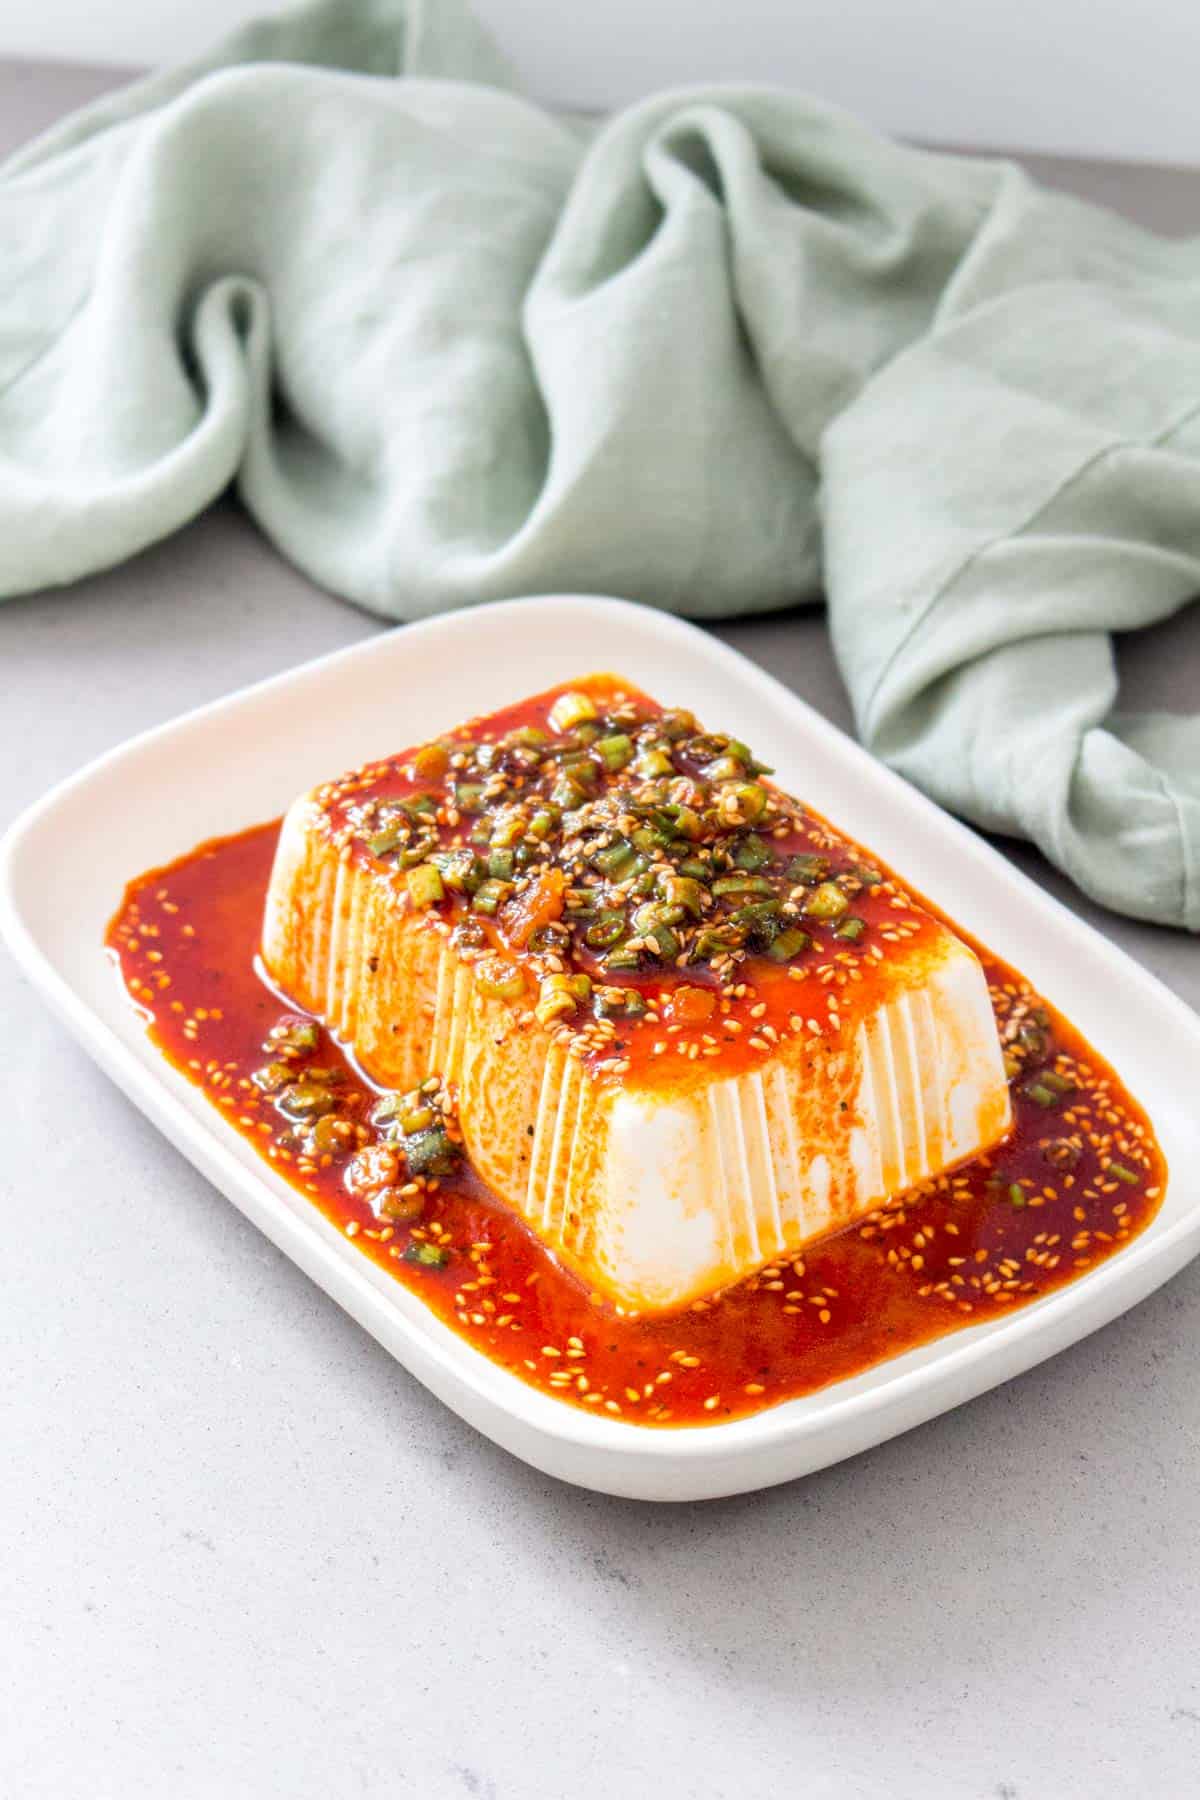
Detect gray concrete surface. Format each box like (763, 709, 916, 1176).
(2, 56, 1199, 1800)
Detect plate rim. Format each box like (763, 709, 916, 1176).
(4, 591, 1198, 1494)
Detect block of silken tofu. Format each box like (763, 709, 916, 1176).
(262, 675, 1011, 1314)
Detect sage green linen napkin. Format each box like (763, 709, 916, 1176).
(2, 0, 1197, 927)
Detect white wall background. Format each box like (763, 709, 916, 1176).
(4, 0, 1200, 166)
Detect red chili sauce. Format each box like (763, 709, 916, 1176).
(107, 691, 1166, 1428)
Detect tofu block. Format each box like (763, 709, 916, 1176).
(262, 679, 1011, 1313)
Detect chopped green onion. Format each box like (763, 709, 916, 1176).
(428, 849, 482, 894)
(834, 916, 866, 942)
(489, 812, 526, 849)
(1008, 1183, 1027, 1208)
(646, 922, 681, 960)
(472, 877, 513, 916)
(804, 882, 850, 920)
(453, 782, 486, 814)
(723, 782, 768, 823)
(732, 901, 782, 951)
(602, 946, 642, 972)
(549, 775, 586, 811)
(665, 804, 705, 840)
(1014, 1013, 1051, 1060)
(404, 1242, 450, 1268)
(585, 911, 627, 950)
(732, 834, 771, 872)
(412, 742, 450, 781)
(376, 1188, 425, 1224)
(475, 956, 526, 1002)
(536, 972, 589, 1026)
(705, 754, 747, 782)
(767, 928, 811, 961)
(628, 901, 672, 936)
(559, 753, 599, 786)
(309, 1114, 349, 1155)
(548, 691, 598, 733)
(786, 854, 830, 886)
(657, 709, 697, 741)
(399, 1105, 435, 1134)
(632, 824, 672, 855)
(712, 873, 775, 898)
(403, 1127, 461, 1177)
(487, 849, 515, 881)
(648, 805, 684, 839)
(593, 984, 646, 1019)
(452, 918, 486, 952)
(658, 874, 705, 917)
(276, 1082, 338, 1121)
(1022, 1080, 1058, 1109)
(1107, 1161, 1141, 1186)
(528, 806, 561, 840)
(1040, 1068, 1076, 1094)
(368, 824, 406, 857)
(634, 747, 675, 779)
(264, 1017, 319, 1054)
(731, 900, 781, 925)
(1041, 1137, 1081, 1170)
(852, 863, 883, 888)
(626, 901, 655, 934)
(595, 733, 633, 772)
(406, 863, 445, 909)
(693, 926, 740, 962)
(592, 839, 637, 879)
(251, 1061, 294, 1093)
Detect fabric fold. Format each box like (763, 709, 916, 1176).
(1, 0, 1197, 927)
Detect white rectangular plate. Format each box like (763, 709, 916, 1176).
(3, 595, 1198, 1501)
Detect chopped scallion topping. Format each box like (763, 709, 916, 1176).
(404, 1242, 450, 1268)
(804, 883, 850, 921)
(406, 863, 445, 909)
(548, 691, 598, 732)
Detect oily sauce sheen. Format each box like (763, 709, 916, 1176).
(108, 784, 1166, 1432)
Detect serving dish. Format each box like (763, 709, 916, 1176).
(2, 594, 1197, 1500)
